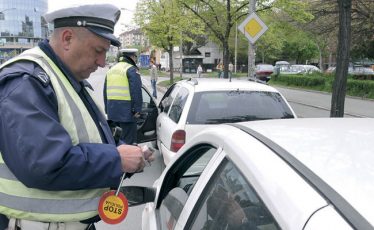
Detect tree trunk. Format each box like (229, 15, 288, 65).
(179, 34, 183, 79)
(316, 43, 324, 72)
(328, 52, 333, 68)
(168, 49, 174, 84)
(223, 40, 230, 79)
(330, 0, 351, 117)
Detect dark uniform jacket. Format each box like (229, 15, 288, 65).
(0, 40, 124, 191)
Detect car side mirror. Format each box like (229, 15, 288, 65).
(120, 186, 156, 207)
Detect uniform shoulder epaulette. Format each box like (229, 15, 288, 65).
(32, 68, 50, 87)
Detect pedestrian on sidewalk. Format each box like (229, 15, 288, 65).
(150, 59, 158, 98)
(217, 61, 223, 78)
(197, 64, 203, 78)
(228, 62, 234, 78)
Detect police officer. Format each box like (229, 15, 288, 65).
(0, 4, 151, 230)
(104, 48, 143, 145)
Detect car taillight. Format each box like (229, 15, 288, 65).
(171, 130, 185, 152)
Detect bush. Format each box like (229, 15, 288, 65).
(346, 79, 374, 98)
(270, 74, 374, 99)
(271, 74, 326, 90)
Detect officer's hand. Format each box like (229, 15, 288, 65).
(117, 144, 145, 173)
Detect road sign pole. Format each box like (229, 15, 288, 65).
(248, 0, 256, 80)
(238, 1, 268, 80)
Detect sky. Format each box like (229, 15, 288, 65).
(47, 0, 138, 35)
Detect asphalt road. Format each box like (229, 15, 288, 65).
(87, 68, 164, 230)
(275, 86, 374, 118)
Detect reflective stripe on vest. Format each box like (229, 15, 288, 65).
(106, 62, 132, 101)
(0, 47, 108, 222)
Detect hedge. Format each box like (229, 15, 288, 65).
(270, 74, 374, 99)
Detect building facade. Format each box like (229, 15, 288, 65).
(119, 28, 149, 49)
(160, 42, 223, 73)
(0, 0, 48, 63)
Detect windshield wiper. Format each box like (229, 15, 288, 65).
(205, 115, 260, 123)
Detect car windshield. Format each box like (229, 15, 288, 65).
(187, 90, 294, 124)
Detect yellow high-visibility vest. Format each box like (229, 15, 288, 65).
(106, 62, 132, 101)
(0, 47, 108, 222)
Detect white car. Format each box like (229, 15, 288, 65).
(279, 65, 321, 75)
(156, 78, 296, 165)
(292, 65, 321, 74)
(121, 118, 374, 230)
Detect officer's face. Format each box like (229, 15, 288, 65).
(67, 28, 110, 81)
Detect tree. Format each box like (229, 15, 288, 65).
(181, 0, 314, 78)
(307, 0, 374, 64)
(330, 0, 352, 117)
(281, 29, 319, 64)
(180, 0, 250, 78)
(135, 0, 204, 84)
(254, 21, 285, 64)
(350, 0, 374, 59)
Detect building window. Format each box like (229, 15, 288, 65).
(205, 52, 211, 57)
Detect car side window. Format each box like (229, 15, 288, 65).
(141, 87, 155, 108)
(161, 85, 180, 114)
(168, 87, 189, 123)
(159, 146, 217, 230)
(189, 159, 280, 230)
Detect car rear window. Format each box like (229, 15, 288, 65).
(187, 90, 294, 124)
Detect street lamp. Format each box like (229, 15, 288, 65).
(0, 8, 16, 20)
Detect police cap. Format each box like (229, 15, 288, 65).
(44, 4, 121, 47)
(120, 48, 139, 57)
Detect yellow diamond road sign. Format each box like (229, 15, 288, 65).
(238, 13, 268, 44)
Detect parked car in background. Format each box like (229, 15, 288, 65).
(325, 66, 336, 74)
(279, 65, 321, 75)
(156, 78, 296, 165)
(325, 66, 374, 76)
(291, 65, 322, 74)
(255, 64, 274, 82)
(275, 60, 290, 67)
(122, 118, 374, 230)
(349, 66, 374, 76)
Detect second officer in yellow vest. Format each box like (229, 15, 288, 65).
(105, 49, 143, 144)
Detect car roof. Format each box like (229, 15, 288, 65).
(256, 63, 273, 67)
(177, 78, 279, 93)
(275, 61, 290, 65)
(235, 118, 374, 227)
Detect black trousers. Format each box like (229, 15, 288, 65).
(0, 214, 8, 230)
(119, 122, 137, 145)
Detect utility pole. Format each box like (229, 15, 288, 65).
(247, 0, 256, 80)
(235, 21, 238, 73)
(180, 33, 183, 79)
